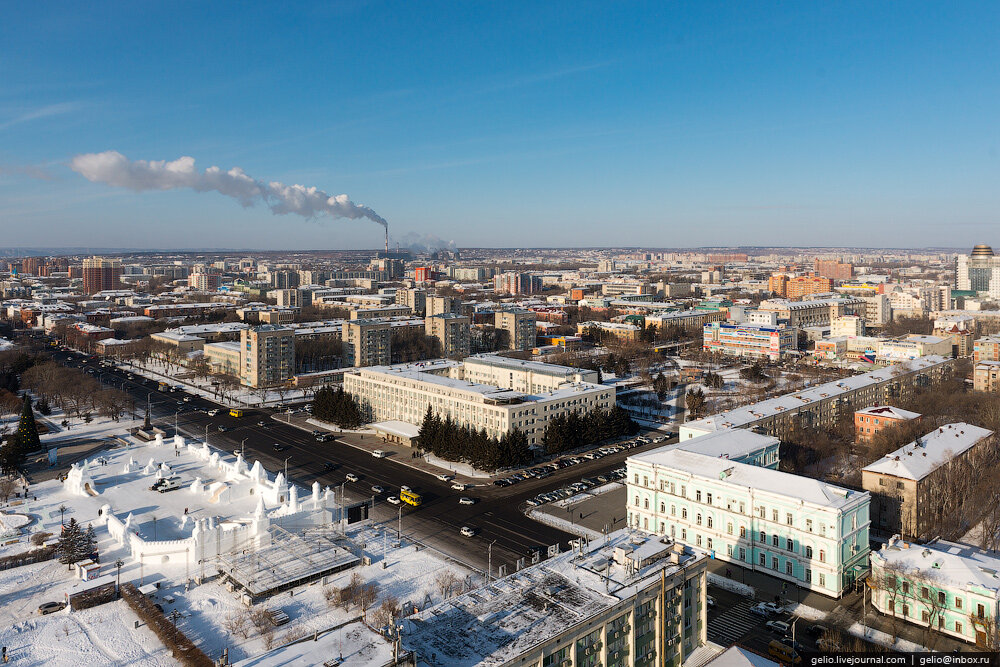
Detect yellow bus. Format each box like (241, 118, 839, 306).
(158, 381, 169, 390)
(229, 408, 244, 418)
(400, 489, 422, 507)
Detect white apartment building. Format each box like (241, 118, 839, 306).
(344, 358, 614, 444)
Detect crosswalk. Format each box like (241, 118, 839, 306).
(707, 598, 760, 647)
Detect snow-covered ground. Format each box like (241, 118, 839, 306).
(1, 431, 475, 665)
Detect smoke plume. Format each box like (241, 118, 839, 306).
(69, 151, 387, 228)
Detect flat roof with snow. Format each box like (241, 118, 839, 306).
(862, 423, 992, 481)
(874, 536, 1000, 594)
(631, 429, 779, 465)
(855, 405, 922, 420)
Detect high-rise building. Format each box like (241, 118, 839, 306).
(425, 294, 458, 317)
(395, 287, 427, 316)
(956, 244, 1000, 298)
(240, 325, 295, 388)
(344, 319, 391, 367)
(414, 266, 434, 282)
(786, 273, 834, 299)
(425, 313, 471, 359)
(82, 257, 123, 295)
(269, 270, 300, 289)
(188, 270, 222, 291)
(495, 308, 537, 350)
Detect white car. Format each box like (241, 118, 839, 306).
(458, 497, 475, 505)
(371, 450, 388, 458)
(345, 473, 359, 483)
(387, 496, 401, 505)
(451, 482, 468, 491)
(400, 485, 412, 493)
(371, 485, 385, 494)
(207, 409, 219, 416)
(435, 473, 453, 482)
(460, 526, 477, 537)
(182, 396, 191, 402)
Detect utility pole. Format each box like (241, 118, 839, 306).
(487, 540, 496, 585)
(240, 438, 247, 456)
(397, 505, 402, 541)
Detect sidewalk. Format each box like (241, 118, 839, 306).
(277, 412, 489, 487)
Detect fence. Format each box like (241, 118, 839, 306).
(0, 545, 55, 572)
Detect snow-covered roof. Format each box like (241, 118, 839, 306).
(402, 531, 706, 667)
(634, 448, 865, 510)
(855, 405, 922, 421)
(683, 356, 951, 434)
(706, 646, 780, 667)
(862, 423, 992, 481)
(631, 430, 778, 465)
(370, 420, 421, 439)
(874, 536, 1000, 595)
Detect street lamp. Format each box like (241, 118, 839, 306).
(397, 505, 402, 541)
(240, 438, 248, 456)
(487, 540, 497, 585)
(115, 558, 124, 598)
(59, 504, 67, 527)
(284, 456, 291, 481)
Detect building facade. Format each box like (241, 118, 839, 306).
(82, 257, 123, 295)
(497, 308, 538, 350)
(854, 406, 921, 443)
(702, 322, 798, 361)
(425, 313, 471, 359)
(240, 325, 294, 388)
(974, 361, 1000, 392)
(627, 446, 870, 597)
(344, 319, 391, 367)
(956, 244, 1000, 298)
(862, 423, 994, 539)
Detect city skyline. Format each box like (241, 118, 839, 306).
(2, 2, 998, 249)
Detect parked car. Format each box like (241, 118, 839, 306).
(387, 496, 401, 505)
(459, 497, 475, 505)
(345, 473, 359, 482)
(806, 624, 829, 638)
(750, 603, 773, 617)
(761, 602, 785, 615)
(460, 526, 477, 537)
(38, 601, 64, 615)
(435, 473, 453, 482)
(706, 595, 715, 609)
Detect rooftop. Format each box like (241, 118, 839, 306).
(875, 536, 1000, 594)
(631, 429, 779, 465)
(632, 448, 865, 510)
(402, 530, 705, 667)
(862, 423, 992, 481)
(855, 405, 922, 420)
(683, 356, 950, 434)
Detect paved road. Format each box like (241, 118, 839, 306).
(47, 348, 666, 577)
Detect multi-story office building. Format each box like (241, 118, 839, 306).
(758, 297, 863, 328)
(496, 308, 537, 350)
(343, 319, 391, 367)
(814, 258, 854, 281)
(82, 257, 123, 295)
(854, 406, 921, 443)
(646, 309, 727, 331)
(830, 315, 864, 338)
(240, 325, 294, 388)
(680, 356, 953, 441)
(878, 335, 952, 362)
(267, 288, 301, 309)
(702, 322, 798, 361)
(188, 271, 222, 291)
(871, 536, 1000, 647)
(344, 358, 614, 444)
(862, 423, 993, 539)
(403, 530, 709, 667)
(203, 341, 241, 376)
(956, 244, 1000, 298)
(627, 438, 870, 597)
(268, 269, 300, 289)
(463, 354, 599, 393)
(578, 320, 641, 343)
(425, 313, 471, 359)
(858, 294, 892, 326)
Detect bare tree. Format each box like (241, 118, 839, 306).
(223, 608, 252, 639)
(435, 570, 460, 599)
(0, 476, 16, 503)
(371, 595, 401, 631)
(872, 560, 911, 641)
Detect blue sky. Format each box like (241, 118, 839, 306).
(1, 1, 998, 250)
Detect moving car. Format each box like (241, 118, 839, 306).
(207, 409, 219, 416)
(766, 620, 791, 635)
(386, 496, 401, 505)
(272, 443, 287, 452)
(451, 482, 467, 491)
(371, 485, 385, 494)
(458, 497, 475, 505)
(435, 473, 453, 481)
(768, 640, 800, 664)
(371, 450, 388, 458)
(217, 425, 229, 432)
(460, 526, 477, 537)
(345, 473, 359, 482)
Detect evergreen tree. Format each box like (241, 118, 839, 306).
(57, 518, 86, 568)
(13, 394, 40, 453)
(84, 524, 98, 561)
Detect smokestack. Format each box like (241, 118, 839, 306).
(385, 226, 389, 254)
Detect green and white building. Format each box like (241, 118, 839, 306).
(871, 536, 1000, 647)
(627, 433, 870, 597)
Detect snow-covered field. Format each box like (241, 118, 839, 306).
(0, 432, 474, 666)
